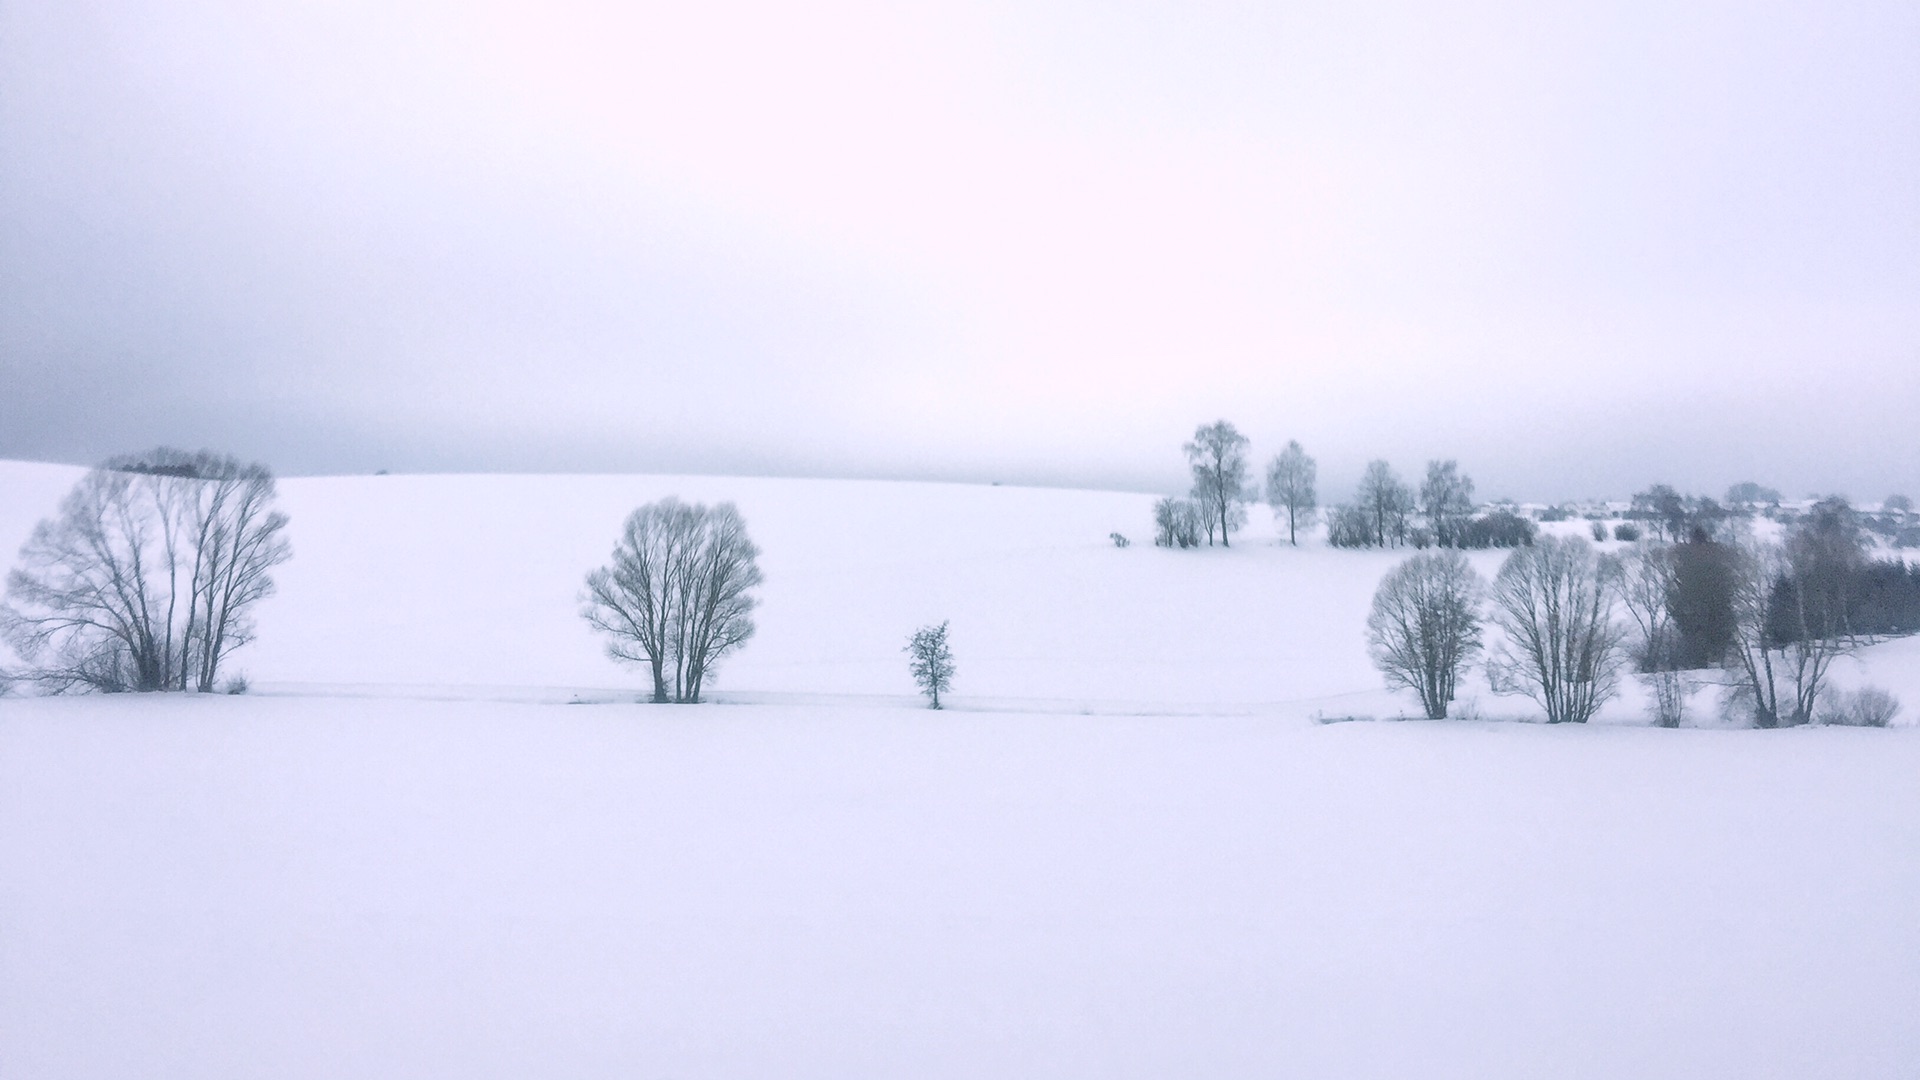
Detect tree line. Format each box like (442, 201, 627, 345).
(6, 442, 1910, 725)
(1155, 420, 1537, 551)
(1366, 494, 1913, 728)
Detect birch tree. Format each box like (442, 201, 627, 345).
(1357, 460, 1414, 547)
(1264, 441, 1317, 546)
(1184, 421, 1250, 547)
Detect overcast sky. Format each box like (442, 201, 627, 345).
(2, 1, 1915, 500)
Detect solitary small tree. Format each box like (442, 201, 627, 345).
(1184, 421, 1250, 547)
(1487, 535, 1625, 723)
(1264, 441, 1318, 545)
(905, 621, 955, 708)
(1367, 551, 1484, 719)
(582, 498, 763, 703)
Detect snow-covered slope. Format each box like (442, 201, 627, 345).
(4, 461, 1919, 1079)
(4, 695, 1918, 1080)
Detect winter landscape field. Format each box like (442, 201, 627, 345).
(4, 459, 1919, 1079)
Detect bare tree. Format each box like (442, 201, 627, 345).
(1419, 460, 1476, 548)
(1184, 421, 1250, 547)
(1, 449, 291, 694)
(1367, 551, 1484, 719)
(1615, 542, 1687, 726)
(1771, 497, 1867, 724)
(1357, 460, 1414, 547)
(1723, 537, 1788, 727)
(1264, 440, 1317, 545)
(1325, 503, 1378, 548)
(905, 621, 955, 709)
(582, 498, 763, 703)
(1487, 535, 1625, 724)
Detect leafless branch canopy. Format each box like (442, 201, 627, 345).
(1487, 535, 1624, 724)
(1367, 551, 1484, 719)
(582, 497, 763, 703)
(1, 448, 292, 693)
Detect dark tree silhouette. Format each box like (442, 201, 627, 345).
(1367, 551, 1484, 719)
(905, 621, 955, 709)
(1487, 536, 1624, 724)
(2, 449, 291, 693)
(582, 498, 763, 703)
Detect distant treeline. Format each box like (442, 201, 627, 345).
(1157, 421, 1916, 727)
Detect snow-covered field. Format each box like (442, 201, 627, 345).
(3, 460, 1919, 1078)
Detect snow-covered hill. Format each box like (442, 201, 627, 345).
(3, 460, 1912, 717)
(3, 461, 1919, 1079)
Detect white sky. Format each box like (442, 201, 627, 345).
(2, 0, 1916, 500)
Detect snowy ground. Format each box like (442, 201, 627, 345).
(3, 461, 1919, 1077)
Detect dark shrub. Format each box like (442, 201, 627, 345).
(1460, 510, 1537, 549)
(1327, 504, 1377, 548)
(1669, 539, 1739, 668)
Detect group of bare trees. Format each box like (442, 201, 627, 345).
(1327, 459, 1536, 550)
(1369, 499, 1907, 727)
(1611, 493, 1918, 728)
(1148, 425, 1554, 554)
(1368, 537, 1623, 723)
(1156, 422, 1320, 549)
(1154, 421, 1261, 548)
(0, 451, 770, 706)
(1, 450, 292, 694)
